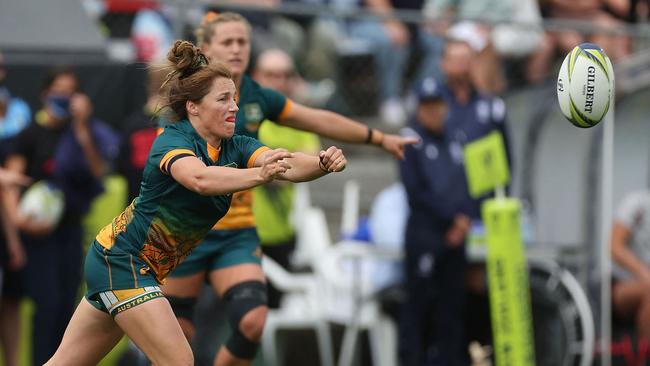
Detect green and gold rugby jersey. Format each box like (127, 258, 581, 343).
(95, 119, 268, 282)
(214, 75, 293, 230)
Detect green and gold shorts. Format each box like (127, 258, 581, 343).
(170, 228, 262, 277)
(84, 241, 163, 317)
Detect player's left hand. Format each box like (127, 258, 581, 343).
(381, 134, 419, 160)
(319, 146, 346, 173)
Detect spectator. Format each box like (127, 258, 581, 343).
(251, 48, 321, 308)
(0, 169, 30, 366)
(346, 0, 444, 126)
(0, 50, 32, 366)
(444, 21, 507, 95)
(398, 77, 467, 366)
(3, 66, 120, 365)
(526, 0, 631, 84)
(611, 190, 650, 342)
(131, 8, 174, 63)
(0, 52, 31, 156)
(252, 48, 334, 108)
(422, 0, 544, 94)
(398, 37, 510, 366)
(117, 64, 168, 202)
(629, 0, 650, 22)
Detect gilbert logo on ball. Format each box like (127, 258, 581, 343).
(557, 43, 614, 128)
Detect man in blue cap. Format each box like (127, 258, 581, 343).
(398, 76, 470, 366)
(398, 64, 510, 365)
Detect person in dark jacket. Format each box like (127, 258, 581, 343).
(398, 39, 510, 366)
(4, 66, 120, 365)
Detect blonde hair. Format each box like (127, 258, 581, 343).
(195, 11, 252, 48)
(162, 40, 233, 121)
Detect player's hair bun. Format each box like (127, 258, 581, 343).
(167, 40, 208, 78)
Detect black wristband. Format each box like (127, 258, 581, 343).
(364, 126, 373, 144)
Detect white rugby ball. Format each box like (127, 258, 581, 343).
(18, 181, 65, 227)
(557, 43, 613, 128)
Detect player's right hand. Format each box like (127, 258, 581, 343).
(259, 148, 293, 182)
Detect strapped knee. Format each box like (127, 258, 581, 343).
(223, 280, 268, 360)
(167, 296, 197, 322)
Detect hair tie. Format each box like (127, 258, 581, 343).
(201, 11, 219, 26)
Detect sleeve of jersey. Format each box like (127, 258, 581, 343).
(261, 86, 292, 123)
(232, 135, 270, 168)
(150, 130, 197, 175)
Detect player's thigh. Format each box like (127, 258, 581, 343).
(160, 271, 206, 297)
(209, 263, 266, 296)
(207, 228, 265, 295)
(114, 296, 193, 366)
(45, 299, 123, 366)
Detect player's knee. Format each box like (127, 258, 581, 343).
(239, 306, 268, 341)
(223, 280, 268, 359)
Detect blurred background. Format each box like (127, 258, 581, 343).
(1, 0, 650, 365)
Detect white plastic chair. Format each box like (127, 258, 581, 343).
(261, 255, 335, 366)
(320, 179, 401, 366)
(314, 242, 401, 366)
(290, 183, 332, 269)
(340, 180, 360, 238)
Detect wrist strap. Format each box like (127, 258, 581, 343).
(364, 126, 373, 144)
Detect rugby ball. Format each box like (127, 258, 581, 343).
(18, 181, 65, 227)
(557, 43, 613, 128)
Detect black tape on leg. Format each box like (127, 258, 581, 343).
(167, 296, 197, 322)
(226, 330, 261, 359)
(222, 281, 268, 360)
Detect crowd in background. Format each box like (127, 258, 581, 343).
(0, 0, 649, 365)
(92, 0, 646, 124)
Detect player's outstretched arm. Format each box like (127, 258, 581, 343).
(283, 103, 418, 160)
(261, 146, 346, 183)
(169, 151, 293, 196)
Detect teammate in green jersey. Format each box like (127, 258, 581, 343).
(160, 12, 418, 366)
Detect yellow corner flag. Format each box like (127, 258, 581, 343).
(482, 198, 536, 366)
(464, 131, 510, 198)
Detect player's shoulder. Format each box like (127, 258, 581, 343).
(151, 120, 195, 150)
